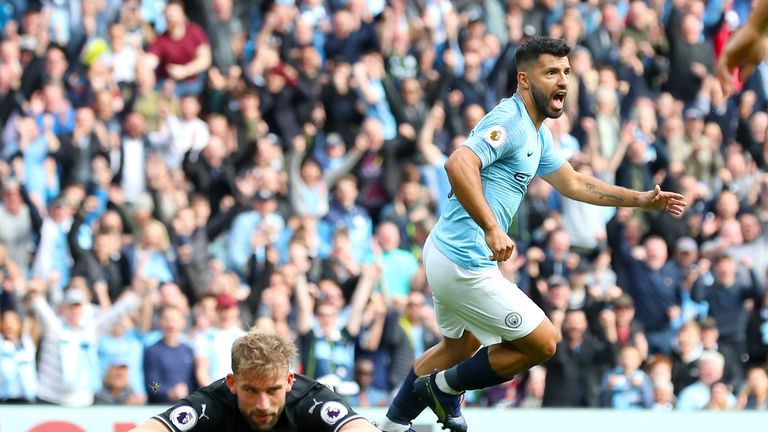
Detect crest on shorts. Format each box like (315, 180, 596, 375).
(320, 401, 348, 425)
(482, 125, 507, 148)
(170, 405, 198, 431)
(505, 312, 522, 329)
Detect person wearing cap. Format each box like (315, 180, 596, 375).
(529, 275, 571, 317)
(28, 278, 150, 407)
(193, 293, 245, 387)
(608, 293, 646, 354)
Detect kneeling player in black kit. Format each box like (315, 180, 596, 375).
(131, 329, 378, 432)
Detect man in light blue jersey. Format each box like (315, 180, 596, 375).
(378, 37, 687, 432)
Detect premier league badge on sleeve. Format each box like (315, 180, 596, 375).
(320, 401, 349, 426)
(169, 405, 199, 431)
(482, 125, 507, 148)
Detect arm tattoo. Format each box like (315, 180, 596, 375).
(585, 183, 624, 203)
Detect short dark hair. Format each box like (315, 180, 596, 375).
(515, 37, 571, 70)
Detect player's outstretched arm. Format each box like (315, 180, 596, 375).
(128, 419, 169, 432)
(542, 162, 687, 216)
(717, 0, 768, 96)
(338, 418, 381, 431)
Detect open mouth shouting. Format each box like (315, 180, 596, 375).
(552, 90, 567, 111)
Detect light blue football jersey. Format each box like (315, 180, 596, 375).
(430, 93, 565, 270)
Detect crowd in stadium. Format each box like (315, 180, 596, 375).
(0, 0, 767, 413)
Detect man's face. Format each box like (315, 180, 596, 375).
(227, 369, 294, 431)
(526, 54, 570, 119)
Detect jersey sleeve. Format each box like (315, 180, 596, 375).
(536, 126, 566, 176)
(152, 391, 224, 432)
(462, 121, 519, 169)
(292, 385, 366, 432)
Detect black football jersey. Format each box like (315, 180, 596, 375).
(153, 374, 364, 432)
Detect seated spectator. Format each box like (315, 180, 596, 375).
(97, 316, 147, 404)
(346, 358, 389, 407)
(0, 309, 37, 403)
(599, 345, 653, 409)
(706, 381, 737, 411)
(518, 366, 547, 408)
(676, 351, 736, 411)
(94, 358, 145, 405)
(737, 366, 768, 410)
(651, 380, 676, 411)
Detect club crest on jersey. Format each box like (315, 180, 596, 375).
(320, 401, 348, 425)
(483, 125, 507, 148)
(170, 405, 198, 431)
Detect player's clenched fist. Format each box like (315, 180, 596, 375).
(485, 226, 515, 262)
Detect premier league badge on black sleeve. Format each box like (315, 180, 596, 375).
(169, 406, 198, 431)
(320, 401, 349, 426)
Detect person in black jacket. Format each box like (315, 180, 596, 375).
(542, 308, 616, 407)
(68, 200, 131, 303)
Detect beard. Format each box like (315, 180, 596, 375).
(530, 82, 565, 119)
(242, 406, 282, 431)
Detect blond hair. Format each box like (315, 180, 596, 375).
(231, 328, 297, 377)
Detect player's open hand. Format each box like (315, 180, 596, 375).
(639, 185, 687, 216)
(485, 226, 515, 262)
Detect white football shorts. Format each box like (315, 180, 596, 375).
(423, 235, 546, 346)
